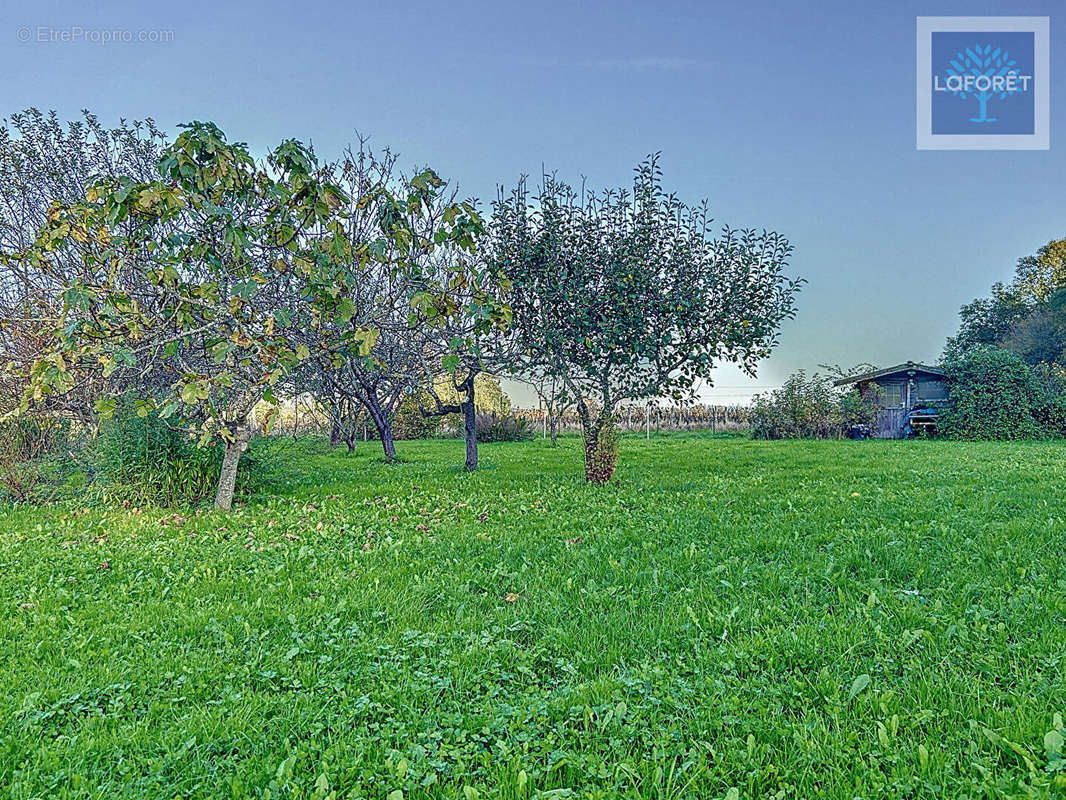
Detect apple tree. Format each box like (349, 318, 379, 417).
(491, 155, 802, 482)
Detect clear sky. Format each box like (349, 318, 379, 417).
(4, 0, 1063, 404)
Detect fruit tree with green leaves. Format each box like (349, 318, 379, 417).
(491, 155, 802, 482)
(17, 122, 363, 509)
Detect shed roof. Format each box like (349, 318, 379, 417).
(833, 361, 946, 387)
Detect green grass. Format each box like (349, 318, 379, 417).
(2, 434, 1066, 799)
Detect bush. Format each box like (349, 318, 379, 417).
(91, 404, 222, 505)
(391, 390, 529, 442)
(91, 401, 267, 506)
(751, 371, 876, 439)
(475, 412, 534, 443)
(837, 386, 880, 431)
(939, 346, 1046, 439)
(0, 414, 71, 502)
(392, 393, 443, 440)
(1032, 363, 1066, 437)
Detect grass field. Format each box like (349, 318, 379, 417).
(2, 434, 1066, 799)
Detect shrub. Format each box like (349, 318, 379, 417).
(751, 371, 876, 439)
(90, 400, 265, 506)
(837, 386, 880, 431)
(939, 346, 1046, 439)
(0, 414, 70, 502)
(1033, 363, 1066, 437)
(474, 412, 534, 443)
(392, 390, 529, 442)
(91, 403, 222, 505)
(392, 393, 443, 440)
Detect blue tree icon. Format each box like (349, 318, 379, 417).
(942, 44, 1023, 123)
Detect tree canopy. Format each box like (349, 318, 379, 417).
(491, 154, 801, 481)
(945, 237, 1066, 370)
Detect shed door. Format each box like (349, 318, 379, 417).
(875, 408, 905, 438)
(874, 381, 906, 438)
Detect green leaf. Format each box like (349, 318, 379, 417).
(232, 279, 256, 300)
(210, 341, 232, 362)
(352, 327, 379, 356)
(113, 348, 137, 367)
(411, 168, 445, 192)
(336, 297, 356, 323)
(62, 284, 91, 311)
(848, 674, 871, 701)
(410, 291, 435, 313)
(262, 405, 279, 434)
(180, 381, 208, 405)
(1045, 728, 1064, 758)
(93, 396, 117, 418)
(274, 754, 296, 781)
(312, 773, 331, 800)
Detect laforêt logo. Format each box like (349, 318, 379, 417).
(917, 17, 1049, 150)
(935, 42, 1031, 123)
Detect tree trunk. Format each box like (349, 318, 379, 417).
(214, 423, 250, 511)
(329, 418, 342, 448)
(548, 413, 558, 446)
(380, 422, 396, 460)
(461, 393, 477, 470)
(345, 432, 356, 454)
(579, 407, 617, 484)
(367, 404, 397, 461)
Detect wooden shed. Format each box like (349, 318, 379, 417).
(834, 361, 949, 439)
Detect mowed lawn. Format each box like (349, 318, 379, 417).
(2, 435, 1066, 799)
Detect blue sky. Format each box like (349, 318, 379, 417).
(4, 0, 1063, 403)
